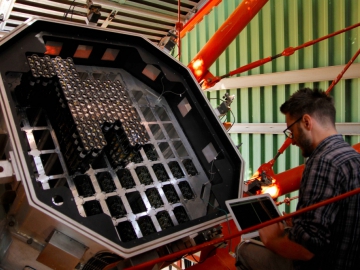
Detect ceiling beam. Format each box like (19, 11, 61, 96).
(90, 0, 179, 23)
(0, 0, 16, 30)
(131, 0, 192, 13)
(9, 10, 164, 41)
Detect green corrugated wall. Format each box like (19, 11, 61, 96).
(179, 0, 360, 212)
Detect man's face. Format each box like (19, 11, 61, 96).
(286, 115, 313, 158)
(295, 125, 313, 157)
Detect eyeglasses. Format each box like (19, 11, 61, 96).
(283, 116, 303, 139)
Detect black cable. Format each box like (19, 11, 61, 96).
(207, 97, 236, 128)
(208, 158, 216, 183)
(228, 109, 236, 130)
(207, 201, 232, 253)
(174, 43, 180, 58)
(208, 97, 225, 102)
(70, 5, 75, 21)
(204, 150, 221, 185)
(158, 76, 186, 101)
(64, 0, 76, 19)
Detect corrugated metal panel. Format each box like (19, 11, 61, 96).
(2, 0, 205, 42)
(180, 0, 360, 212)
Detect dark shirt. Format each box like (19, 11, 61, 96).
(289, 134, 360, 270)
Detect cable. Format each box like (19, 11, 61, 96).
(162, 200, 230, 266)
(70, 5, 75, 21)
(276, 195, 299, 206)
(173, 42, 180, 58)
(228, 109, 236, 130)
(207, 201, 232, 253)
(207, 151, 222, 183)
(208, 97, 225, 102)
(177, 0, 181, 60)
(207, 97, 236, 129)
(63, 0, 76, 19)
(157, 76, 186, 101)
(221, 109, 233, 124)
(208, 159, 216, 183)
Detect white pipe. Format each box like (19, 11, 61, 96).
(207, 63, 360, 91)
(228, 122, 360, 135)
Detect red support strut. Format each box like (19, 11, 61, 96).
(187, 0, 269, 84)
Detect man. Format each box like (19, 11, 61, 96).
(236, 88, 360, 270)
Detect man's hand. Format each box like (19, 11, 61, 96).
(259, 222, 285, 246)
(258, 222, 314, 261)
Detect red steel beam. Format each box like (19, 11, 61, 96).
(187, 0, 269, 83)
(273, 143, 360, 197)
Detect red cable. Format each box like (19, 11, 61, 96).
(178, 0, 181, 60)
(271, 47, 360, 163)
(294, 22, 360, 52)
(326, 47, 360, 94)
(226, 22, 360, 78)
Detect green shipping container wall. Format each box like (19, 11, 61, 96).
(179, 0, 360, 212)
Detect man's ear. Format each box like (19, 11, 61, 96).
(302, 114, 312, 130)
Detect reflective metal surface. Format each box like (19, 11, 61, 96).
(0, 18, 243, 260)
(20, 64, 212, 243)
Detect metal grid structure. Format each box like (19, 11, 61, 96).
(0, 18, 243, 259)
(17, 62, 212, 243)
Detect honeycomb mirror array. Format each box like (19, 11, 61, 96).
(17, 55, 204, 243)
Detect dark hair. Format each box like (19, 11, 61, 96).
(280, 88, 335, 125)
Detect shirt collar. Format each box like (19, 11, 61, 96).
(307, 134, 343, 160)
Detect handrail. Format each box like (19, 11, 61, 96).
(125, 187, 360, 269)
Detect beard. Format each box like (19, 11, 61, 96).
(297, 126, 313, 158)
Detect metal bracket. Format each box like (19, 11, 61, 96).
(0, 151, 21, 183)
(0, 159, 14, 184)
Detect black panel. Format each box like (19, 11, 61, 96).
(0, 19, 243, 251)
